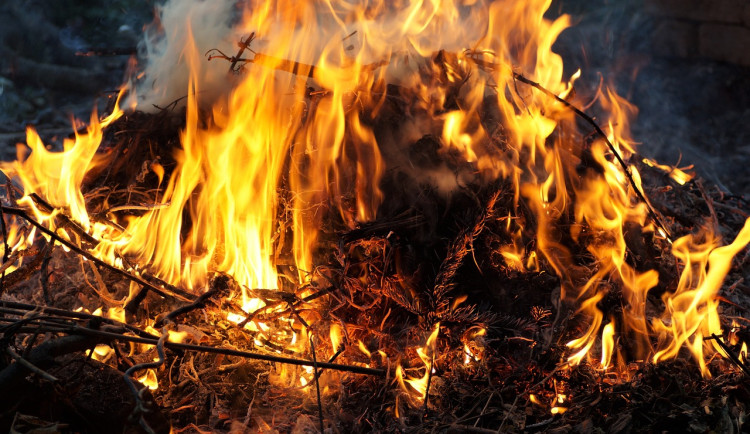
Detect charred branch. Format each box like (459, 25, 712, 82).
(0, 335, 108, 407)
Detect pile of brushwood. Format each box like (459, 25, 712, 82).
(1, 58, 750, 433)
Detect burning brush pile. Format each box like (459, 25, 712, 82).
(1, 0, 750, 432)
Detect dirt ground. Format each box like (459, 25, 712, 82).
(1, 0, 749, 194)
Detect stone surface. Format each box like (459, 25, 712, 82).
(646, 0, 746, 24)
(699, 23, 750, 67)
(651, 19, 697, 58)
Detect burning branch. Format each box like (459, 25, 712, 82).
(510, 72, 673, 243)
(0, 206, 196, 305)
(707, 334, 750, 377)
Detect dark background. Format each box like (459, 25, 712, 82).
(1, 0, 748, 194)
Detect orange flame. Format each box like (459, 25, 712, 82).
(653, 219, 750, 375)
(396, 323, 440, 407)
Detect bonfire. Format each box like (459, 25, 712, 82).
(0, 0, 749, 432)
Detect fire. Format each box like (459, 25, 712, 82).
(137, 368, 159, 391)
(462, 326, 486, 365)
(329, 323, 344, 354)
(396, 323, 440, 407)
(653, 219, 750, 373)
(6, 90, 127, 235)
(88, 344, 114, 363)
(357, 340, 372, 359)
(642, 157, 694, 185)
(1, 0, 750, 423)
(600, 320, 616, 369)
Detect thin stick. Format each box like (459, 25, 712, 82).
(313, 343, 345, 382)
(474, 392, 495, 427)
(0, 300, 159, 340)
(6, 346, 59, 382)
(40, 243, 52, 304)
(124, 329, 167, 434)
(309, 334, 325, 433)
(27, 193, 99, 246)
(525, 417, 555, 430)
(422, 352, 435, 418)
(154, 274, 230, 327)
(497, 394, 519, 432)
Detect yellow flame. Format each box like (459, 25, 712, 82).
(137, 368, 159, 390)
(396, 323, 440, 407)
(600, 320, 615, 369)
(357, 340, 372, 359)
(653, 219, 750, 376)
(88, 344, 114, 362)
(2, 90, 125, 233)
(167, 330, 190, 343)
(643, 158, 694, 185)
(330, 323, 344, 353)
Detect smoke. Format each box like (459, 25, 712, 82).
(126, 0, 239, 110)
(125, 0, 491, 110)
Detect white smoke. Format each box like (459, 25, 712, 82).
(126, 0, 490, 111)
(126, 0, 239, 111)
